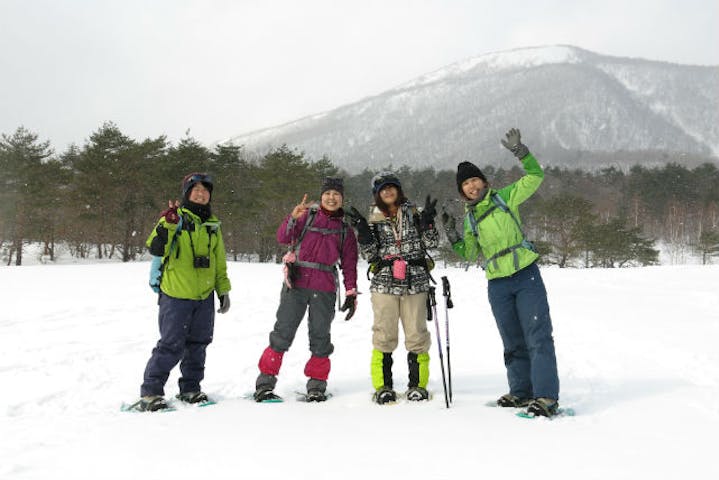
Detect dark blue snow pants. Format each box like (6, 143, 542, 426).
(141, 293, 215, 397)
(487, 262, 559, 400)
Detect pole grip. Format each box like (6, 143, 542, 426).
(428, 286, 437, 307)
(441, 276, 453, 308)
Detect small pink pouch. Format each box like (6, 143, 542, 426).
(392, 258, 407, 280)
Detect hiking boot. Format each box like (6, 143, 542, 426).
(405, 386, 429, 401)
(525, 398, 559, 417)
(305, 389, 328, 402)
(373, 387, 397, 405)
(176, 391, 209, 404)
(254, 388, 282, 403)
(496, 393, 531, 408)
(135, 395, 170, 412)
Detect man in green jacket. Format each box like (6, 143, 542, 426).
(133, 172, 231, 412)
(442, 129, 560, 417)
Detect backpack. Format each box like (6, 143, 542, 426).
(290, 205, 348, 271)
(366, 203, 436, 286)
(283, 205, 349, 307)
(152, 215, 184, 292)
(154, 212, 221, 289)
(466, 192, 536, 271)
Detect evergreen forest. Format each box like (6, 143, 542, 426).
(2, 124, 718, 267)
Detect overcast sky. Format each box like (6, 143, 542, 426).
(1, 0, 717, 152)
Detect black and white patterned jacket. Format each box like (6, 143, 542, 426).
(360, 202, 439, 295)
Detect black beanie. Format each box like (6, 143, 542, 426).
(456, 162, 487, 195)
(321, 177, 344, 196)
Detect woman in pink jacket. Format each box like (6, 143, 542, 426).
(253, 178, 359, 402)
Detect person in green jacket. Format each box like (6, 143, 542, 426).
(442, 129, 560, 417)
(131, 172, 231, 412)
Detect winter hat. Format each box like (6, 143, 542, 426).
(456, 162, 487, 195)
(182, 172, 213, 200)
(321, 177, 344, 196)
(371, 171, 401, 194)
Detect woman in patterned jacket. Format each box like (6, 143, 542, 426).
(346, 172, 439, 404)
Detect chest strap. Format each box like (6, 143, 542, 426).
(467, 193, 536, 270)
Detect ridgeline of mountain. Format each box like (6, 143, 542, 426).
(226, 45, 719, 172)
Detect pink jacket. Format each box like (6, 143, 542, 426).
(277, 207, 358, 293)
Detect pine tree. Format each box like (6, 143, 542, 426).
(696, 229, 719, 264)
(535, 193, 597, 267)
(586, 217, 659, 267)
(0, 127, 54, 265)
(65, 122, 166, 261)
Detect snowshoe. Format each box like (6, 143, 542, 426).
(522, 398, 559, 417)
(496, 393, 531, 408)
(123, 395, 172, 412)
(305, 389, 328, 402)
(253, 388, 283, 403)
(176, 391, 209, 404)
(175, 391, 216, 407)
(405, 387, 429, 402)
(373, 387, 397, 405)
(295, 391, 333, 402)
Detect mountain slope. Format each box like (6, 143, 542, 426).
(227, 45, 719, 171)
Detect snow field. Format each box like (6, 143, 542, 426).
(1, 262, 717, 479)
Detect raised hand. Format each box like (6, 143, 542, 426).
(346, 206, 374, 246)
(441, 208, 461, 244)
(291, 194, 313, 219)
(500, 128, 530, 159)
(160, 199, 180, 223)
(440, 210, 455, 230)
(345, 206, 367, 227)
(419, 195, 438, 230)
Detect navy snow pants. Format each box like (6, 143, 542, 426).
(141, 293, 215, 397)
(487, 262, 559, 400)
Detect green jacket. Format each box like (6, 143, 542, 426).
(452, 154, 543, 279)
(146, 207, 231, 300)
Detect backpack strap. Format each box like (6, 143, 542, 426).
(293, 206, 345, 269)
(466, 193, 536, 271)
(291, 206, 349, 308)
(467, 203, 498, 238)
(491, 193, 529, 239)
(158, 215, 184, 282)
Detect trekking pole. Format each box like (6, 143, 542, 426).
(429, 286, 450, 408)
(441, 276, 454, 403)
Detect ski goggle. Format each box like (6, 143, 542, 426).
(182, 173, 213, 195)
(371, 171, 401, 194)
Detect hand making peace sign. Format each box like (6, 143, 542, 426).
(291, 194, 314, 219)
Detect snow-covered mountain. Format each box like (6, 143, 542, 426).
(226, 45, 719, 172)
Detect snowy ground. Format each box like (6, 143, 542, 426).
(1, 261, 718, 479)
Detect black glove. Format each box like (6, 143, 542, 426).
(346, 206, 374, 246)
(217, 294, 230, 314)
(501, 128, 530, 160)
(149, 225, 169, 256)
(441, 209, 461, 244)
(419, 195, 438, 231)
(339, 294, 357, 321)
